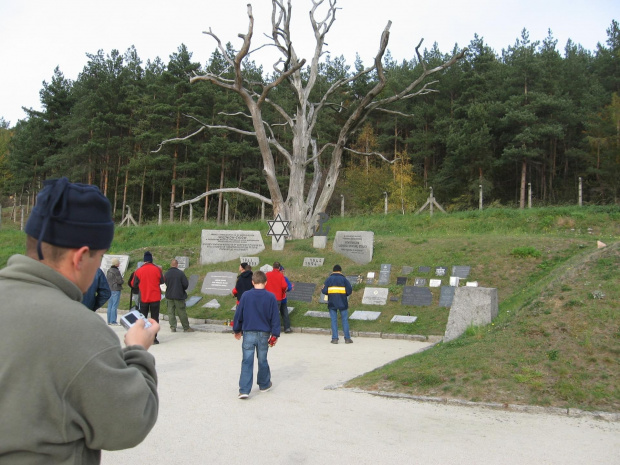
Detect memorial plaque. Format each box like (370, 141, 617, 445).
(466, 281, 479, 287)
(346, 275, 362, 286)
(435, 266, 447, 277)
(414, 278, 427, 287)
(429, 279, 442, 288)
(452, 265, 471, 279)
(389, 296, 399, 302)
(439, 286, 456, 307)
(184, 296, 202, 308)
(303, 257, 325, 267)
(175, 256, 189, 271)
(201, 271, 237, 295)
(202, 298, 220, 308)
(401, 286, 433, 306)
(350, 310, 381, 321)
(366, 272, 375, 284)
(362, 288, 389, 305)
(304, 311, 330, 318)
(418, 266, 431, 274)
(401, 266, 414, 275)
(287, 282, 316, 303)
(200, 230, 265, 265)
(240, 257, 259, 267)
(396, 277, 408, 285)
(391, 315, 418, 324)
(101, 254, 130, 277)
(187, 274, 200, 293)
(449, 276, 461, 287)
(260, 264, 273, 273)
(333, 231, 374, 265)
(377, 264, 391, 285)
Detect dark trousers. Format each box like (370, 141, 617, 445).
(140, 301, 160, 322)
(279, 300, 291, 331)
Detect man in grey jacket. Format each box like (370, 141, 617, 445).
(164, 258, 193, 332)
(0, 177, 159, 464)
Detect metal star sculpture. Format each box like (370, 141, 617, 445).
(267, 214, 291, 243)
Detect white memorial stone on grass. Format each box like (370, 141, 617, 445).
(202, 299, 221, 309)
(429, 279, 442, 287)
(201, 272, 237, 295)
(240, 257, 260, 267)
(101, 254, 130, 277)
(313, 236, 328, 249)
(175, 256, 189, 271)
(449, 276, 461, 286)
(272, 236, 285, 251)
(466, 281, 479, 287)
(333, 231, 374, 265)
(304, 311, 330, 318)
(260, 264, 273, 273)
(303, 257, 325, 267)
(361, 288, 389, 305)
(391, 315, 418, 324)
(200, 230, 265, 265)
(350, 310, 381, 321)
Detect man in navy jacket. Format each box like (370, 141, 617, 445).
(321, 264, 353, 344)
(233, 271, 280, 399)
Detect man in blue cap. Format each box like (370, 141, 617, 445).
(0, 177, 160, 464)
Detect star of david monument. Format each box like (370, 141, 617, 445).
(267, 214, 290, 251)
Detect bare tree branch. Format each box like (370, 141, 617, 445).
(344, 147, 401, 164)
(151, 127, 206, 153)
(174, 187, 273, 208)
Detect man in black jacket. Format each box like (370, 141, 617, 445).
(164, 259, 194, 333)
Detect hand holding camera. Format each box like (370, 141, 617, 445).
(268, 335, 277, 347)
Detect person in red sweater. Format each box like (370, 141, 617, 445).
(265, 262, 292, 333)
(130, 251, 164, 344)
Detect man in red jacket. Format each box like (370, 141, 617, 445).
(265, 262, 292, 333)
(131, 251, 164, 344)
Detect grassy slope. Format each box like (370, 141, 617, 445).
(1, 206, 619, 411)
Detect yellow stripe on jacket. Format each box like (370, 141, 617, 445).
(327, 286, 347, 294)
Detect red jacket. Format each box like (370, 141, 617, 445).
(265, 269, 288, 301)
(131, 263, 164, 303)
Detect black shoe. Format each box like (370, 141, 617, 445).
(153, 339, 160, 345)
(345, 338, 353, 344)
(331, 339, 338, 344)
(284, 328, 292, 333)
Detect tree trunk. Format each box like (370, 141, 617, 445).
(519, 159, 527, 209)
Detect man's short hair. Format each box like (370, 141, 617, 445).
(252, 270, 267, 284)
(25, 177, 114, 260)
(272, 262, 281, 269)
(240, 262, 249, 270)
(333, 264, 342, 272)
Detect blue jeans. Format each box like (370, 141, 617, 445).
(107, 291, 120, 324)
(329, 308, 350, 340)
(239, 331, 271, 394)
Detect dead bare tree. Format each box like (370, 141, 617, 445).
(158, 0, 465, 238)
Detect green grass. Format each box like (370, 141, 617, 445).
(2, 205, 619, 411)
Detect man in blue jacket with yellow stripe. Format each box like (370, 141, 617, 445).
(321, 264, 353, 344)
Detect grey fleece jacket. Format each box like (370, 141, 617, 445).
(0, 255, 159, 464)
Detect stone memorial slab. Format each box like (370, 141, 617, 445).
(391, 315, 418, 324)
(346, 275, 362, 286)
(333, 231, 374, 265)
(175, 256, 189, 271)
(201, 271, 237, 295)
(429, 279, 442, 288)
(466, 281, 479, 287)
(240, 257, 259, 267)
(286, 307, 294, 315)
(187, 274, 200, 293)
(449, 276, 461, 287)
(401, 266, 414, 275)
(303, 257, 325, 267)
(304, 311, 330, 318)
(362, 288, 389, 305)
(200, 230, 265, 265)
(452, 265, 471, 279)
(101, 254, 130, 277)
(401, 286, 433, 306)
(418, 266, 431, 274)
(435, 266, 447, 277)
(202, 298, 220, 308)
(313, 236, 328, 249)
(444, 287, 498, 342)
(271, 236, 285, 251)
(366, 272, 375, 284)
(439, 286, 456, 307)
(350, 310, 381, 321)
(389, 296, 399, 302)
(185, 296, 202, 307)
(319, 292, 328, 304)
(260, 264, 273, 273)
(414, 278, 427, 287)
(377, 264, 391, 285)
(287, 282, 316, 303)
(396, 277, 408, 285)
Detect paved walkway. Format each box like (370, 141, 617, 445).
(101, 322, 620, 465)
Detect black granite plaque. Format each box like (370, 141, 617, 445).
(378, 264, 391, 285)
(401, 286, 433, 306)
(287, 282, 316, 303)
(396, 277, 407, 285)
(452, 266, 471, 279)
(435, 266, 447, 277)
(439, 286, 456, 307)
(187, 274, 199, 294)
(418, 266, 431, 274)
(185, 296, 202, 307)
(346, 275, 361, 286)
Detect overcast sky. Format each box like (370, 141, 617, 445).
(0, 0, 616, 126)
